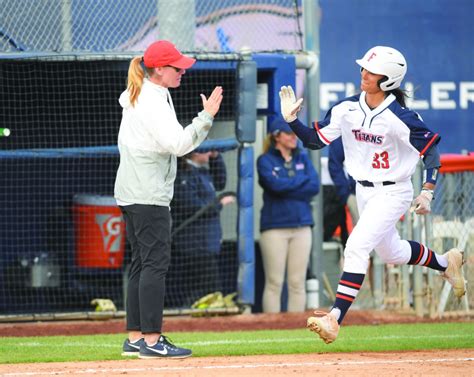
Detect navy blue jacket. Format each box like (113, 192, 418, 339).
(171, 154, 226, 254)
(257, 147, 320, 231)
(328, 137, 355, 204)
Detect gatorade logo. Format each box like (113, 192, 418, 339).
(95, 214, 124, 254)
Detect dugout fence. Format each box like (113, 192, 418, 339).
(0, 52, 258, 318)
(0, 0, 311, 321)
(0, 0, 303, 54)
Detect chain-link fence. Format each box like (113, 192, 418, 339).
(1, 0, 303, 53)
(428, 156, 473, 317)
(0, 53, 247, 318)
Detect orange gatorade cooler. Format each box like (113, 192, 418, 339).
(73, 194, 125, 268)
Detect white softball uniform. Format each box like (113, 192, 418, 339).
(289, 91, 440, 273)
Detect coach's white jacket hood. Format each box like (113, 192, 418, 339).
(114, 79, 214, 206)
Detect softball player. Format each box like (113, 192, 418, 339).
(279, 46, 466, 344)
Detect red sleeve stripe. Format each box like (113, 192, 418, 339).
(336, 293, 354, 302)
(312, 121, 331, 145)
(414, 244, 424, 265)
(423, 250, 433, 266)
(339, 280, 362, 289)
(419, 133, 439, 157)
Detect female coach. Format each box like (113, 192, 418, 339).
(115, 40, 223, 358)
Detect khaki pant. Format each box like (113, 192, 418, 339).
(259, 227, 312, 313)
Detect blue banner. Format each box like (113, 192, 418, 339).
(319, 0, 473, 154)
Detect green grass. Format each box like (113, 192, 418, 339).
(1, 322, 473, 364)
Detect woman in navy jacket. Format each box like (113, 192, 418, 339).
(167, 151, 233, 307)
(257, 118, 320, 312)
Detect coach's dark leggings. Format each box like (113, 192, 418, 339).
(120, 204, 171, 334)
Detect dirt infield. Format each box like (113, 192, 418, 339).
(0, 350, 472, 377)
(0, 310, 472, 377)
(1, 309, 471, 337)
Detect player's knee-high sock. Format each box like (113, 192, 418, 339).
(330, 271, 365, 324)
(407, 240, 447, 271)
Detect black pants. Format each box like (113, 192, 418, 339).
(120, 205, 171, 333)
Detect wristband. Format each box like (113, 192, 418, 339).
(424, 167, 439, 185)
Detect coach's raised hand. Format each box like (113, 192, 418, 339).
(201, 86, 223, 117)
(279, 85, 303, 122)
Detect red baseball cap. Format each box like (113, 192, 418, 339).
(143, 40, 196, 69)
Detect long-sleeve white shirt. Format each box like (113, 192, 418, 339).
(114, 79, 214, 206)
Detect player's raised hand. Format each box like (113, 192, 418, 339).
(279, 85, 303, 122)
(410, 189, 434, 215)
(201, 86, 223, 117)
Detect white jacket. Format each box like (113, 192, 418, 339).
(114, 79, 214, 206)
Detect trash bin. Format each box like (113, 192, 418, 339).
(73, 194, 125, 268)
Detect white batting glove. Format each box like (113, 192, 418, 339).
(279, 85, 303, 122)
(410, 189, 434, 215)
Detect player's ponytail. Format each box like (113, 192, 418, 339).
(389, 88, 408, 107)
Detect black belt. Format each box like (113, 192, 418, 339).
(358, 180, 395, 187)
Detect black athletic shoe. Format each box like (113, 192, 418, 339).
(139, 335, 192, 359)
(122, 338, 145, 356)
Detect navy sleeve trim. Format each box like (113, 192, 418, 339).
(422, 144, 441, 169)
(288, 119, 326, 150)
(395, 107, 441, 156)
(419, 133, 440, 157)
(313, 121, 331, 144)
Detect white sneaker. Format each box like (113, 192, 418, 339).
(441, 248, 466, 298)
(307, 311, 339, 344)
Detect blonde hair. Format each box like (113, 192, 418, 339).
(127, 56, 155, 106)
(262, 134, 275, 154)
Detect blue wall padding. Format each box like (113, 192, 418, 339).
(237, 145, 255, 304)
